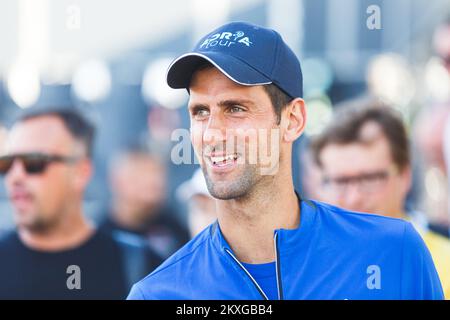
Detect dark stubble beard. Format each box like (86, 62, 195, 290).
(16, 204, 63, 234)
(202, 162, 262, 200)
(21, 214, 60, 233)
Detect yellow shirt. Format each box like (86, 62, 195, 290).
(420, 230, 450, 299)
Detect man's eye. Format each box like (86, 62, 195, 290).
(229, 106, 244, 113)
(192, 109, 210, 118)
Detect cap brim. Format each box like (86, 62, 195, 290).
(166, 52, 272, 89)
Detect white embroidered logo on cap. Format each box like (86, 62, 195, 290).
(199, 31, 253, 49)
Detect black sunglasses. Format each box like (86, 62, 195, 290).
(0, 153, 80, 175)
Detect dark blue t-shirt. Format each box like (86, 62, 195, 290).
(0, 230, 161, 299)
(241, 261, 278, 300)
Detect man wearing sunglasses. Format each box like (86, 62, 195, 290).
(0, 106, 161, 299)
(310, 101, 450, 299)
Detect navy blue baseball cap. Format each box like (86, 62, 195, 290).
(166, 21, 303, 99)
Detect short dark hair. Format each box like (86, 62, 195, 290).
(310, 100, 410, 171)
(18, 107, 96, 158)
(190, 61, 293, 124)
(262, 84, 293, 124)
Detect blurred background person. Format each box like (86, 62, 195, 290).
(411, 17, 450, 238)
(100, 143, 189, 259)
(299, 143, 330, 203)
(414, 102, 450, 237)
(434, 17, 450, 74)
(439, 17, 450, 236)
(176, 168, 216, 238)
(0, 124, 6, 149)
(0, 123, 7, 237)
(309, 101, 450, 299)
(0, 106, 161, 299)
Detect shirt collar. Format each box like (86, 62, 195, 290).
(210, 192, 317, 255)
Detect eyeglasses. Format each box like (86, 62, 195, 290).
(322, 169, 394, 194)
(0, 153, 80, 175)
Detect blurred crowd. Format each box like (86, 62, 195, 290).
(0, 14, 449, 300)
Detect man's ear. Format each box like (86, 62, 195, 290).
(400, 164, 412, 197)
(74, 159, 93, 191)
(281, 98, 307, 143)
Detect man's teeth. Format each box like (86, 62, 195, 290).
(211, 154, 238, 164)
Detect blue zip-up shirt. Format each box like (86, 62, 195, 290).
(127, 199, 444, 300)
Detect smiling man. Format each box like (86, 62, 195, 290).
(127, 22, 443, 300)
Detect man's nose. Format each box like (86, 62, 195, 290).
(341, 184, 365, 211)
(203, 112, 227, 146)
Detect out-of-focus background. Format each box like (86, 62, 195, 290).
(0, 0, 449, 233)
